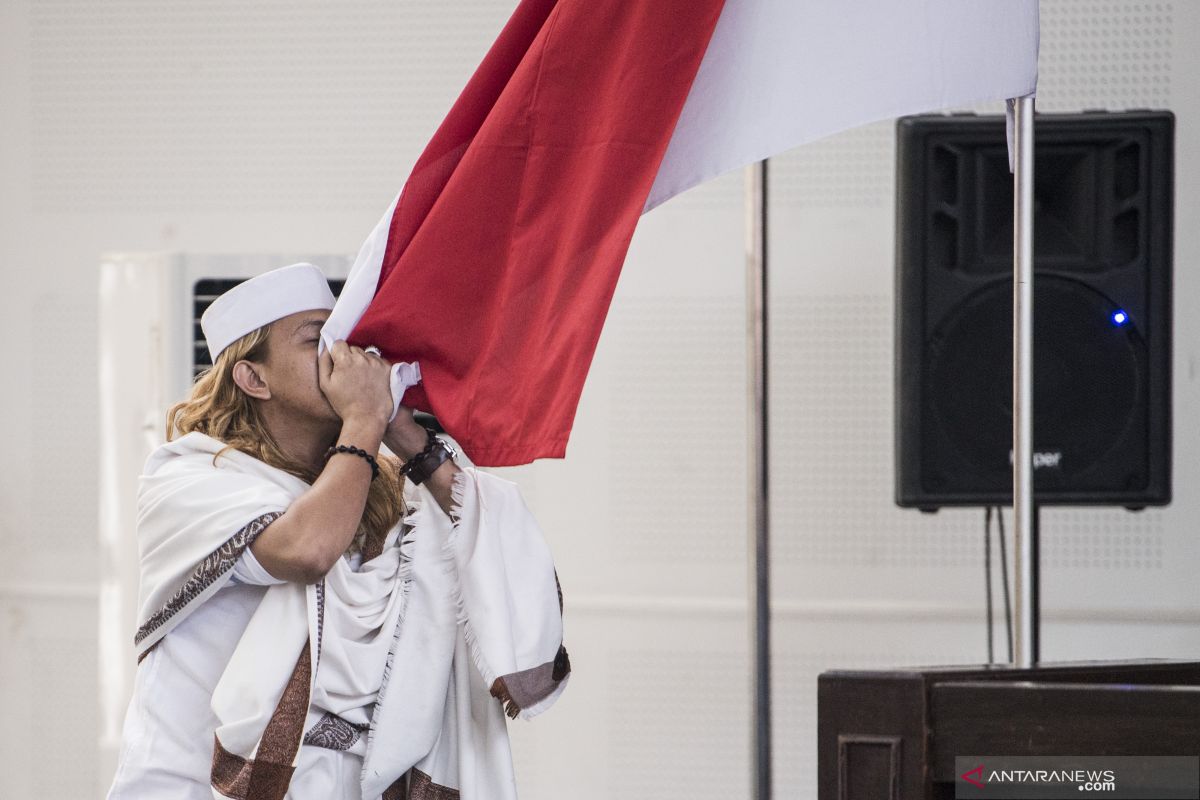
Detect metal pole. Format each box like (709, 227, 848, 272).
(745, 158, 772, 800)
(1012, 94, 1037, 668)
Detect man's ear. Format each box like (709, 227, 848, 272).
(231, 360, 271, 401)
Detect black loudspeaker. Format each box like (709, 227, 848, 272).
(894, 111, 1173, 510)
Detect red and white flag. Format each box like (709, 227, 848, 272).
(322, 0, 1039, 467)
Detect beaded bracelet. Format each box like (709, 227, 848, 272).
(399, 426, 457, 485)
(324, 444, 380, 481)
(398, 427, 438, 479)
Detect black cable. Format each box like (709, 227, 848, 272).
(996, 505, 1014, 663)
(984, 506, 994, 663)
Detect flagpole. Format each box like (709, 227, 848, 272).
(745, 158, 772, 800)
(1012, 94, 1037, 668)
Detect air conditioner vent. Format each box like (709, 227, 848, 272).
(191, 277, 346, 376)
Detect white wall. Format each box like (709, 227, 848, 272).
(0, 1, 1197, 798)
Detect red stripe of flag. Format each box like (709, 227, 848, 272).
(349, 0, 728, 466)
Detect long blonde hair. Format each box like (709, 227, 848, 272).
(165, 322, 406, 556)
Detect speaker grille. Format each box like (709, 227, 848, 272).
(925, 276, 1146, 491)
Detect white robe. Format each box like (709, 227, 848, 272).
(111, 431, 571, 799)
(107, 546, 378, 798)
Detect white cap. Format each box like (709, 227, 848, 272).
(200, 262, 337, 362)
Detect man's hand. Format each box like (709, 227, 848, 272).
(383, 403, 463, 519)
(318, 340, 393, 432)
(383, 403, 432, 461)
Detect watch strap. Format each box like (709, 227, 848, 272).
(400, 427, 457, 485)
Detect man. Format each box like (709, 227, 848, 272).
(107, 263, 570, 799)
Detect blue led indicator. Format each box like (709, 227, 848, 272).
(1112, 310, 1128, 326)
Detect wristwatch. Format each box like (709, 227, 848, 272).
(400, 426, 458, 485)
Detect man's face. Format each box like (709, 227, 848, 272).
(259, 308, 341, 427)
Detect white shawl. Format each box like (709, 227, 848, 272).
(132, 431, 571, 799)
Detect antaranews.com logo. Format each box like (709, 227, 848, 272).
(961, 764, 1115, 792)
(954, 756, 1199, 799)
